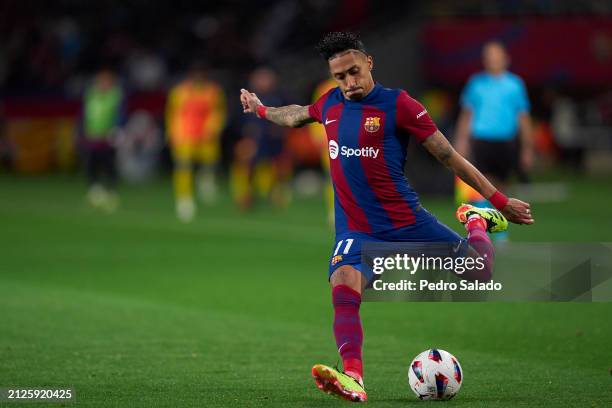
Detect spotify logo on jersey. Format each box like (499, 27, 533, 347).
(329, 140, 380, 160)
(329, 140, 339, 159)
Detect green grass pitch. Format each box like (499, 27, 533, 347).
(1, 174, 611, 407)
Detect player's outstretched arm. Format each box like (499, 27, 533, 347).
(423, 130, 534, 225)
(240, 88, 314, 128)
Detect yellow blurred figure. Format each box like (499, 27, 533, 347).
(309, 78, 336, 226)
(166, 62, 226, 222)
(454, 176, 484, 206)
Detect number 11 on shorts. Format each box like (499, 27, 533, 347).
(333, 239, 354, 256)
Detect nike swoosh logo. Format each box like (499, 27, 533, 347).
(325, 118, 337, 125)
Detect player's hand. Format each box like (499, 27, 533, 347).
(502, 198, 534, 225)
(240, 88, 263, 115)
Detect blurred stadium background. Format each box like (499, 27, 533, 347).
(1, 1, 611, 406)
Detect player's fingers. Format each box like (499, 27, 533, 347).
(508, 209, 532, 224)
(519, 208, 533, 218)
(512, 203, 530, 214)
(511, 201, 527, 209)
(513, 217, 532, 225)
(241, 90, 254, 101)
(517, 204, 532, 216)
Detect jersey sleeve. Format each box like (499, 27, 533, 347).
(307, 88, 333, 123)
(396, 90, 438, 142)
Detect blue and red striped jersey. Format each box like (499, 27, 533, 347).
(308, 83, 438, 238)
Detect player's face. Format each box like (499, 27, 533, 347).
(96, 71, 115, 91)
(328, 51, 374, 101)
(483, 43, 508, 75)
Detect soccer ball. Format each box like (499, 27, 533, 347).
(407, 349, 463, 400)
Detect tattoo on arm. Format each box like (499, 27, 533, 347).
(423, 131, 454, 167)
(265, 105, 314, 128)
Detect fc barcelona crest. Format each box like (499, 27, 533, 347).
(364, 117, 381, 132)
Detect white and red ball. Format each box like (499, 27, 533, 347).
(407, 349, 463, 400)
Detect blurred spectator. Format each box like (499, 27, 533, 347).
(454, 41, 533, 240)
(231, 67, 291, 210)
(81, 68, 125, 212)
(166, 61, 227, 222)
(550, 92, 583, 170)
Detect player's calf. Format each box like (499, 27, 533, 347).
(456, 204, 497, 281)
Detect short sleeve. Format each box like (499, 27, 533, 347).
(396, 90, 438, 142)
(307, 88, 333, 123)
(515, 78, 530, 113)
(460, 77, 476, 111)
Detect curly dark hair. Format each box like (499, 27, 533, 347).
(315, 31, 368, 60)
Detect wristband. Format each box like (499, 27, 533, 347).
(256, 105, 267, 119)
(489, 190, 509, 210)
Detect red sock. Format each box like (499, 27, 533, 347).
(332, 285, 363, 381)
(465, 216, 494, 280)
(466, 215, 487, 234)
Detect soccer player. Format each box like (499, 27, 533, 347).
(81, 67, 124, 212)
(454, 41, 534, 240)
(240, 32, 534, 402)
(166, 62, 227, 222)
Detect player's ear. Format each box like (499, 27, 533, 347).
(367, 55, 373, 71)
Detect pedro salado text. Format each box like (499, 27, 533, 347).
(370, 253, 503, 292)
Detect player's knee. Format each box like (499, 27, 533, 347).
(330, 265, 363, 293)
